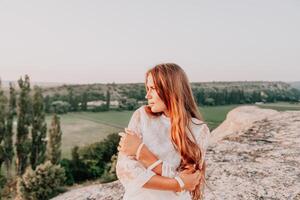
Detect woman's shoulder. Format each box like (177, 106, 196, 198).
(189, 118, 210, 138)
(189, 118, 211, 150)
(130, 105, 150, 120)
(127, 106, 149, 132)
(190, 117, 205, 125)
(132, 105, 147, 115)
(190, 117, 207, 129)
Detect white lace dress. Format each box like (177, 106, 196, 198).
(116, 106, 211, 200)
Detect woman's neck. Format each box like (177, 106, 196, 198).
(163, 110, 170, 118)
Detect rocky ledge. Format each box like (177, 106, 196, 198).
(52, 106, 300, 200)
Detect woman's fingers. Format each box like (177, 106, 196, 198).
(182, 168, 193, 174)
(118, 132, 126, 137)
(182, 165, 195, 174)
(125, 128, 135, 135)
(195, 171, 201, 183)
(194, 170, 200, 179)
(119, 132, 127, 144)
(120, 136, 125, 142)
(117, 145, 122, 151)
(124, 128, 142, 138)
(125, 128, 140, 136)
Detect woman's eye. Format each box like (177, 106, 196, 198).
(147, 86, 155, 91)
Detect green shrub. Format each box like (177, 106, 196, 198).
(17, 161, 66, 200)
(59, 159, 74, 185)
(60, 133, 120, 184)
(0, 173, 6, 200)
(50, 101, 70, 114)
(100, 154, 117, 183)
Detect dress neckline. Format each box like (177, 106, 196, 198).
(160, 113, 170, 124)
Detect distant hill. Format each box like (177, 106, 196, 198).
(2, 81, 299, 110)
(42, 81, 300, 103)
(289, 81, 300, 90)
(0, 80, 65, 89)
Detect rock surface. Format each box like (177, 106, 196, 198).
(51, 181, 124, 200)
(52, 106, 300, 200)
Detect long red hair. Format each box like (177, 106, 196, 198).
(145, 63, 206, 200)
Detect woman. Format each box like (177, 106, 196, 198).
(116, 63, 211, 200)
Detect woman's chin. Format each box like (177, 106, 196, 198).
(150, 106, 158, 113)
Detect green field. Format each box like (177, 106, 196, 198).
(256, 102, 300, 111)
(45, 102, 300, 158)
(51, 105, 239, 158)
(46, 111, 134, 158)
(199, 105, 239, 129)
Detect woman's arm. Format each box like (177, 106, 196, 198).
(143, 169, 201, 192)
(116, 151, 200, 194)
(143, 175, 180, 192)
(137, 143, 162, 175)
(117, 109, 182, 194)
(122, 129, 178, 176)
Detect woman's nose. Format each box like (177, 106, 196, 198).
(145, 91, 151, 99)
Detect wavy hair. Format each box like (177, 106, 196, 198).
(145, 63, 206, 200)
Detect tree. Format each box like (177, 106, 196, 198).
(16, 75, 32, 176)
(4, 83, 16, 177)
(51, 101, 70, 114)
(44, 95, 51, 113)
(81, 92, 87, 111)
(0, 80, 8, 194)
(106, 88, 110, 110)
(67, 88, 78, 111)
(124, 98, 138, 110)
(17, 161, 65, 200)
(30, 86, 47, 170)
(46, 114, 62, 165)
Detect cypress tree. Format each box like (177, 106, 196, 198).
(4, 83, 16, 177)
(106, 89, 110, 110)
(16, 75, 32, 176)
(68, 88, 78, 111)
(47, 114, 62, 165)
(30, 86, 47, 170)
(81, 92, 87, 111)
(0, 80, 7, 173)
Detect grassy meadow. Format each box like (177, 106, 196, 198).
(46, 102, 300, 158)
(256, 102, 300, 111)
(45, 111, 134, 158)
(52, 105, 238, 158)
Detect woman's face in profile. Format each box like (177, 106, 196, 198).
(145, 74, 167, 114)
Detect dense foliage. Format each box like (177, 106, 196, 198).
(41, 81, 300, 114)
(17, 161, 66, 200)
(60, 133, 120, 185)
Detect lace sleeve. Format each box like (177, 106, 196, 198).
(196, 123, 211, 161)
(163, 123, 211, 177)
(116, 108, 156, 195)
(161, 161, 177, 178)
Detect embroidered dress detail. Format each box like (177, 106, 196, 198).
(116, 106, 211, 200)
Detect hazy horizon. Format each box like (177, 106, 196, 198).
(1, 79, 299, 87)
(1, 0, 299, 83)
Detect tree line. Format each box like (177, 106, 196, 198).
(0, 75, 120, 200)
(0, 75, 64, 199)
(41, 81, 300, 114)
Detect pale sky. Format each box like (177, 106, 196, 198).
(0, 0, 299, 84)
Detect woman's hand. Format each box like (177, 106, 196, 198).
(178, 169, 201, 192)
(118, 128, 142, 156)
